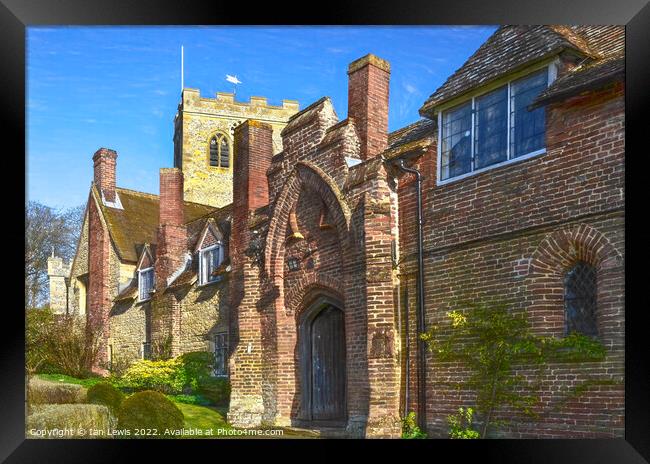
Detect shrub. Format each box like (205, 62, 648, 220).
(401, 411, 427, 439)
(87, 382, 125, 412)
(117, 391, 185, 437)
(447, 407, 480, 439)
(197, 377, 230, 405)
(120, 358, 185, 394)
(26, 307, 103, 378)
(27, 404, 116, 438)
(28, 378, 86, 406)
(178, 351, 215, 391)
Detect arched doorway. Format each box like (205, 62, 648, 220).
(298, 297, 346, 425)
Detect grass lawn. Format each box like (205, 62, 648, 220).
(175, 402, 232, 438)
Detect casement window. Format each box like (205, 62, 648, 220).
(564, 261, 598, 337)
(209, 133, 230, 168)
(199, 244, 224, 285)
(213, 332, 228, 377)
(138, 267, 154, 302)
(141, 341, 152, 360)
(438, 65, 554, 183)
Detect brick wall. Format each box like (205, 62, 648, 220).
(396, 83, 624, 437)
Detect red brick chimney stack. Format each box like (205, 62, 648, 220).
(156, 168, 187, 288)
(347, 54, 391, 160)
(233, 120, 274, 218)
(93, 148, 117, 202)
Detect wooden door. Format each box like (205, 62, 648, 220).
(310, 305, 346, 421)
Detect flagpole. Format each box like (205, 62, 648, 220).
(181, 46, 184, 93)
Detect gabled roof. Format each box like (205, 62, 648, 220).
(96, 186, 219, 263)
(419, 25, 598, 116)
(532, 54, 624, 108)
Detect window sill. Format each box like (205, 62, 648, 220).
(196, 277, 224, 288)
(437, 148, 546, 186)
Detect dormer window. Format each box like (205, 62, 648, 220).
(199, 244, 224, 285)
(439, 65, 553, 183)
(138, 267, 154, 301)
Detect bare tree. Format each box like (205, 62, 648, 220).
(25, 201, 85, 308)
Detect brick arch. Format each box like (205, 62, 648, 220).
(264, 160, 353, 281)
(284, 273, 345, 316)
(526, 223, 623, 342)
(529, 223, 623, 277)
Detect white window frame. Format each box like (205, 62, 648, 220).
(198, 244, 224, 286)
(138, 267, 154, 302)
(437, 61, 558, 186)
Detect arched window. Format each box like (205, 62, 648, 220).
(209, 133, 230, 168)
(564, 261, 598, 336)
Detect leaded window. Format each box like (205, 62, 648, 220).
(214, 332, 228, 377)
(440, 101, 472, 180)
(199, 244, 223, 285)
(439, 65, 553, 182)
(138, 267, 154, 302)
(510, 68, 548, 158)
(209, 133, 230, 168)
(475, 85, 508, 169)
(564, 261, 598, 336)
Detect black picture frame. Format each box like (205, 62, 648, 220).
(3, 0, 648, 461)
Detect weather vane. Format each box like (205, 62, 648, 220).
(225, 74, 242, 96)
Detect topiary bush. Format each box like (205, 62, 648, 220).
(197, 377, 230, 405)
(117, 390, 184, 437)
(87, 382, 125, 412)
(27, 404, 116, 438)
(28, 378, 87, 406)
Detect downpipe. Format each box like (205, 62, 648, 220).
(395, 159, 427, 432)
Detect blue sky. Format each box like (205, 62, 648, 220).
(27, 26, 497, 210)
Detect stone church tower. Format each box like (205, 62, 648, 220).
(173, 89, 299, 208)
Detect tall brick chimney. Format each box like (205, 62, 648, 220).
(155, 168, 187, 288)
(228, 120, 274, 427)
(232, 120, 274, 222)
(93, 148, 118, 203)
(347, 54, 391, 160)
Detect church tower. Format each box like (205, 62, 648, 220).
(173, 89, 299, 208)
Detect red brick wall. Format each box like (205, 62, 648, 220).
(92, 148, 117, 203)
(396, 83, 625, 437)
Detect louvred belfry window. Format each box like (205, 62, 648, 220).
(209, 133, 230, 168)
(564, 261, 598, 337)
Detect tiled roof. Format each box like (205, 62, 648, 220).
(383, 119, 436, 160)
(98, 186, 222, 263)
(532, 54, 624, 107)
(419, 25, 598, 115)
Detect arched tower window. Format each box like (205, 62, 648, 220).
(564, 261, 598, 337)
(209, 133, 230, 168)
